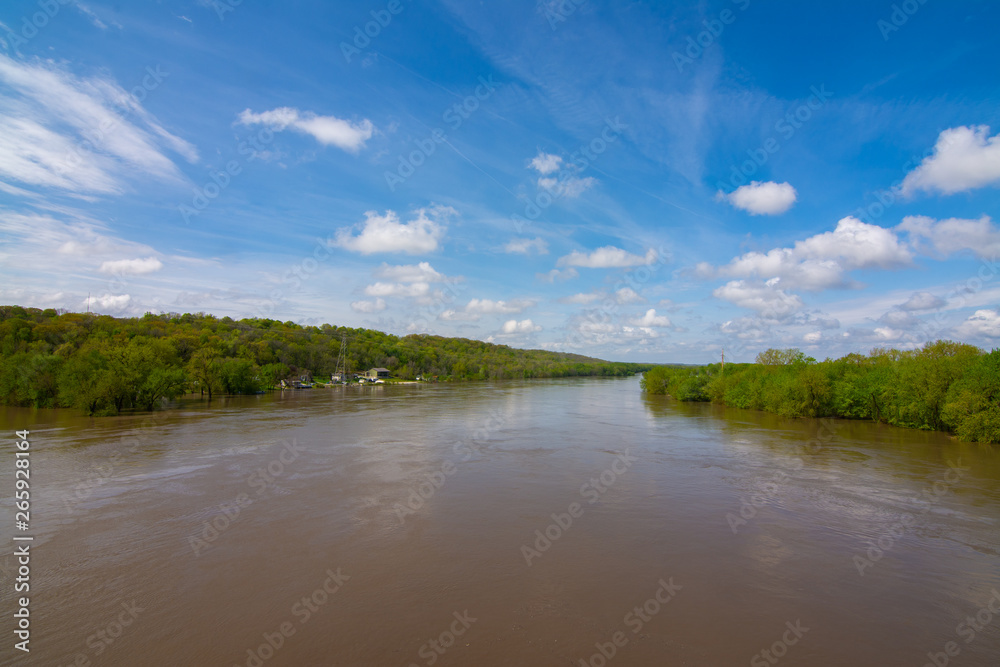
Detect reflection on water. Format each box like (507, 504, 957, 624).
(0, 377, 998, 666)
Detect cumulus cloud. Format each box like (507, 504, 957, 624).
(803, 331, 822, 343)
(956, 310, 1000, 339)
(713, 278, 805, 319)
(0, 54, 197, 195)
(614, 287, 644, 304)
(900, 291, 946, 312)
(504, 237, 549, 255)
(629, 309, 671, 327)
(901, 125, 1000, 196)
(351, 298, 386, 313)
(84, 293, 131, 312)
(363, 282, 430, 298)
(537, 267, 578, 283)
(335, 207, 452, 255)
(897, 215, 1000, 260)
(711, 217, 912, 291)
(529, 151, 562, 174)
(718, 181, 797, 215)
(501, 319, 542, 334)
(373, 261, 446, 283)
(98, 256, 162, 275)
(236, 107, 374, 153)
(557, 246, 657, 269)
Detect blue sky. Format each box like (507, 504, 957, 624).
(1, 0, 999, 362)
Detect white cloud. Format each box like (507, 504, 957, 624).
(373, 261, 446, 283)
(85, 293, 131, 312)
(560, 291, 603, 305)
(363, 282, 430, 298)
(897, 215, 1000, 260)
(504, 237, 549, 255)
(713, 217, 912, 290)
(956, 310, 1000, 339)
(236, 107, 374, 153)
(351, 298, 386, 313)
(614, 287, 644, 304)
(557, 246, 657, 269)
(718, 181, 797, 215)
(529, 151, 562, 174)
(874, 326, 902, 340)
(0, 54, 197, 195)
(537, 267, 578, 283)
(629, 309, 671, 327)
(98, 257, 162, 275)
(466, 298, 534, 314)
(900, 291, 946, 312)
(901, 125, 1000, 196)
(713, 278, 805, 319)
(335, 207, 451, 255)
(803, 331, 822, 343)
(538, 175, 596, 198)
(501, 319, 542, 334)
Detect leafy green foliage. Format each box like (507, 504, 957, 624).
(0, 306, 649, 415)
(643, 341, 999, 443)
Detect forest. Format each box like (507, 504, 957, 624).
(641, 341, 1000, 443)
(0, 305, 648, 416)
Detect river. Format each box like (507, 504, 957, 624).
(1, 376, 998, 666)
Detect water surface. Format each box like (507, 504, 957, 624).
(1, 377, 998, 666)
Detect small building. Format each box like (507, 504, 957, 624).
(365, 367, 390, 380)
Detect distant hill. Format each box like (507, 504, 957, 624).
(0, 305, 651, 415)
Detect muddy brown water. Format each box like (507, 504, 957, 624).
(1, 376, 999, 666)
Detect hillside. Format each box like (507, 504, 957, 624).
(0, 305, 649, 415)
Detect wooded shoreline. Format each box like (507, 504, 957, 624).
(641, 343, 1000, 444)
(0, 306, 650, 416)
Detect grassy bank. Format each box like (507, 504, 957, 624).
(0, 306, 649, 415)
(641, 342, 1000, 444)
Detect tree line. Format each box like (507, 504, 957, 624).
(641, 341, 1000, 443)
(0, 306, 649, 415)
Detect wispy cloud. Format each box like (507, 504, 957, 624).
(0, 54, 196, 195)
(557, 246, 657, 269)
(237, 107, 374, 153)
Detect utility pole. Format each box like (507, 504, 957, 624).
(721, 347, 725, 374)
